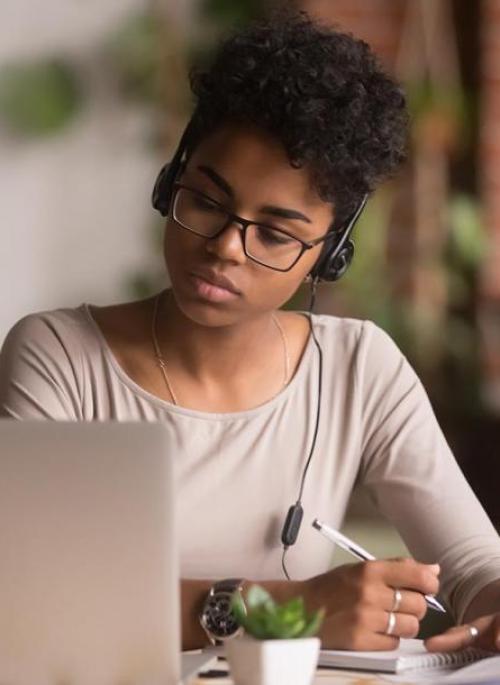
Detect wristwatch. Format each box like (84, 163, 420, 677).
(199, 578, 246, 644)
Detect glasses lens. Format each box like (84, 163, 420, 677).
(246, 224, 303, 270)
(173, 187, 227, 237)
(173, 187, 305, 271)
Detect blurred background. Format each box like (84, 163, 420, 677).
(1, 0, 499, 622)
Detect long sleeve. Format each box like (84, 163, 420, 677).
(0, 313, 83, 420)
(356, 321, 500, 622)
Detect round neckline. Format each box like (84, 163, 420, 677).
(81, 303, 317, 422)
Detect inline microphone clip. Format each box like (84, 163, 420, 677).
(281, 501, 304, 547)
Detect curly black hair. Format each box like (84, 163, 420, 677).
(187, 10, 408, 227)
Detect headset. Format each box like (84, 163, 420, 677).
(151, 116, 368, 579)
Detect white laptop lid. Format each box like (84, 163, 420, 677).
(0, 421, 180, 685)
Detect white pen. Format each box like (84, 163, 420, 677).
(312, 518, 446, 614)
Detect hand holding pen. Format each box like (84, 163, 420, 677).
(312, 519, 446, 614)
(297, 519, 443, 650)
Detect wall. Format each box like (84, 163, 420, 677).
(0, 0, 177, 340)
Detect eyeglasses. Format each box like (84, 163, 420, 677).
(170, 183, 335, 272)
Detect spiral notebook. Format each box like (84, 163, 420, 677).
(318, 638, 493, 674)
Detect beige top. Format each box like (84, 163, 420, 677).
(1, 304, 500, 622)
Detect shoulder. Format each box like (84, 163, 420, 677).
(1, 305, 96, 363)
(309, 313, 416, 396)
(0, 305, 100, 396)
(310, 313, 398, 358)
(0, 305, 100, 419)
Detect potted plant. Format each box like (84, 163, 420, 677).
(224, 584, 324, 685)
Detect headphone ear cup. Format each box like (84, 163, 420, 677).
(152, 113, 198, 217)
(311, 240, 354, 282)
(152, 163, 172, 216)
(329, 241, 354, 281)
(152, 160, 184, 217)
(307, 194, 367, 284)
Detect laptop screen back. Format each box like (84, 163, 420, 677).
(0, 421, 180, 685)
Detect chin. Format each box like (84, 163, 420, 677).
(170, 285, 246, 329)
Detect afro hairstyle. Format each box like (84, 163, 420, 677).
(186, 10, 408, 228)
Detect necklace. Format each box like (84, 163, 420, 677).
(151, 292, 290, 406)
(152, 293, 179, 405)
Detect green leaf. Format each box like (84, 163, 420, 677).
(246, 585, 274, 610)
(232, 584, 324, 640)
(277, 597, 304, 623)
(278, 617, 307, 639)
(231, 592, 248, 627)
(299, 608, 325, 638)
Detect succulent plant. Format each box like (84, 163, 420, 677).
(231, 584, 324, 640)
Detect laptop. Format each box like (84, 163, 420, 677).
(0, 420, 214, 684)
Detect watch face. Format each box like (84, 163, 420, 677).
(202, 591, 240, 638)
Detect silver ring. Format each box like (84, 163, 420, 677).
(385, 611, 397, 636)
(391, 588, 402, 613)
(467, 625, 479, 642)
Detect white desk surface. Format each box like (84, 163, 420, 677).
(192, 667, 417, 685)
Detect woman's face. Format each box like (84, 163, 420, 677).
(163, 122, 334, 327)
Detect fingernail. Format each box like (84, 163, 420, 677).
(428, 563, 440, 573)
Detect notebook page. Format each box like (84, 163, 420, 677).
(319, 638, 491, 673)
(437, 654, 500, 683)
(383, 654, 500, 683)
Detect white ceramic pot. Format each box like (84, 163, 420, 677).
(224, 635, 320, 685)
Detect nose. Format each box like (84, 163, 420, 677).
(204, 220, 247, 264)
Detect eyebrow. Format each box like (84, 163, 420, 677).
(196, 164, 312, 224)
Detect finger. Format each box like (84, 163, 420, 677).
(380, 559, 440, 596)
(322, 628, 400, 651)
(426, 615, 500, 653)
(425, 618, 491, 652)
(379, 587, 428, 620)
(377, 611, 420, 639)
(322, 610, 401, 651)
(489, 615, 500, 651)
(425, 624, 478, 653)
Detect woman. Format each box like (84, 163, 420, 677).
(1, 11, 500, 653)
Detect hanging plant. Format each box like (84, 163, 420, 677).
(447, 194, 486, 271)
(106, 12, 161, 104)
(0, 59, 81, 138)
(199, 0, 269, 28)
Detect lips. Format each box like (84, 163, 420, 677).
(191, 269, 242, 295)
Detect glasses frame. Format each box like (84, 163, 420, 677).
(170, 182, 336, 272)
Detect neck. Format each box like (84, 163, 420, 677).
(154, 291, 283, 384)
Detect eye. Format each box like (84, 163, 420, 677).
(192, 194, 223, 213)
(255, 226, 296, 246)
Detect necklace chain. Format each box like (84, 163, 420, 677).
(272, 310, 291, 388)
(152, 293, 179, 405)
(151, 292, 290, 406)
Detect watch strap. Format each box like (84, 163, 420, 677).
(212, 578, 245, 594)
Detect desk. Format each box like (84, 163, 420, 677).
(191, 667, 418, 685)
